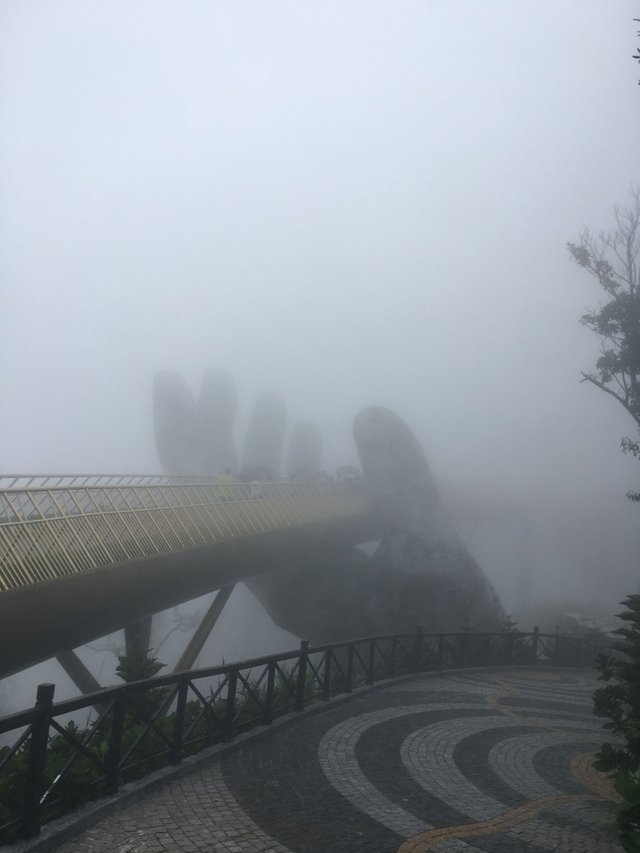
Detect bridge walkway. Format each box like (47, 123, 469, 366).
(0, 475, 370, 592)
(0, 476, 375, 677)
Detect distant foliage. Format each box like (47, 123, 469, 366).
(500, 614, 519, 632)
(593, 592, 640, 850)
(115, 647, 165, 682)
(568, 187, 640, 501)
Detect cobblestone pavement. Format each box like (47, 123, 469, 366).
(55, 669, 622, 852)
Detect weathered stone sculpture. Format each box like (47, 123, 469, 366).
(197, 368, 238, 475)
(241, 392, 286, 480)
(152, 371, 200, 476)
(247, 406, 504, 640)
(286, 421, 322, 479)
(152, 368, 503, 639)
(353, 406, 504, 633)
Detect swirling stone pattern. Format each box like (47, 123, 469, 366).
(222, 668, 619, 852)
(58, 669, 621, 852)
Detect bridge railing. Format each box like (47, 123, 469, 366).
(0, 627, 608, 844)
(0, 479, 370, 592)
(0, 475, 219, 491)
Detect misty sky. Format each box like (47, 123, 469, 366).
(2, 2, 640, 606)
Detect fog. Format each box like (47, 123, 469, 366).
(1, 0, 640, 679)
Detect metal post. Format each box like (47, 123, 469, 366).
(105, 692, 126, 794)
(346, 644, 355, 692)
(390, 636, 397, 676)
(224, 669, 238, 740)
(19, 683, 55, 840)
(367, 639, 376, 685)
(295, 640, 309, 711)
(437, 635, 444, 671)
(264, 660, 276, 724)
(322, 649, 332, 701)
(170, 679, 189, 765)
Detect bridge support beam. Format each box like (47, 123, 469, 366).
(173, 585, 235, 673)
(0, 513, 378, 679)
(124, 616, 152, 656)
(56, 649, 103, 695)
(55, 649, 107, 714)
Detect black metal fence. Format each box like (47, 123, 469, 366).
(0, 627, 607, 845)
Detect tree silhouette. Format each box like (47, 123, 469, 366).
(568, 187, 640, 500)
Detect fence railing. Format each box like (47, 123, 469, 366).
(0, 475, 223, 491)
(0, 479, 369, 592)
(0, 627, 608, 845)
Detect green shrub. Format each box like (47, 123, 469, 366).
(594, 592, 640, 851)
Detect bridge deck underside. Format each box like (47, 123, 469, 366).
(0, 479, 376, 677)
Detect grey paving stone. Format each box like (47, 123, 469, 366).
(47, 668, 621, 853)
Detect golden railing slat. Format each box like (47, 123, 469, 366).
(0, 478, 370, 592)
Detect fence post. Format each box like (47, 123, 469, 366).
(18, 683, 55, 840)
(105, 691, 126, 793)
(264, 660, 276, 724)
(170, 680, 189, 765)
(322, 649, 332, 701)
(413, 626, 424, 672)
(531, 626, 539, 665)
(295, 640, 309, 711)
(553, 632, 561, 666)
(390, 636, 397, 676)
(367, 639, 376, 685)
(437, 635, 444, 671)
(224, 669, 238, 740)
(346, 643, 355, 693)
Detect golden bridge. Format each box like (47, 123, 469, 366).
(0, 476, 376, 679)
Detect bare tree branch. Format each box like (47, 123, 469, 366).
(569, 188, 640, 437)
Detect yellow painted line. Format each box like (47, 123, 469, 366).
(396, 793, 599, 852)
(570, 750, 621, 803)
